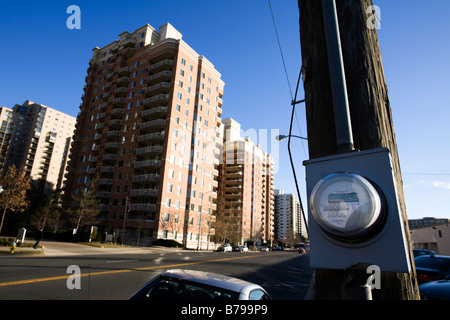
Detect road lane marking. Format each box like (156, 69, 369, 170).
(0, 253, 267, 287)
(106, 260, 140, 264)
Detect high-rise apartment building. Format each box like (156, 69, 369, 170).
(274, 189, 307, 245)
(215, 118, 274, 246)
(64, 23, 224, 247)
(0, 107, 14, 169)
(1, 101, 76, 190)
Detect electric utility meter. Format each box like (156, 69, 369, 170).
(310, 172, 384, 242)
(304, 148, 411, 273)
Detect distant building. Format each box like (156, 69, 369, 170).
(0, 107, 14, 169)
(408, 217, 450, 230)
(274, 189, 307, 245)
(411, 223, 450, 255)
(215, 118, 275, 246)
(1, 100, 76, 190)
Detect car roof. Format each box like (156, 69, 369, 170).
(159, 269, 262, 293)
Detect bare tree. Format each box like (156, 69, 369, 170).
(0, 165, 30, 234)
(68, 177, 101, 234)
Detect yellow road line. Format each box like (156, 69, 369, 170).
(0, 253, 265, 287)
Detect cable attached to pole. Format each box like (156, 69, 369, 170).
(268, 0, 309, 238)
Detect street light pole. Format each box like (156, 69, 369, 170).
(121, 196, 128, 246)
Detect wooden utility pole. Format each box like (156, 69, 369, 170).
(298, 0, 420, 299)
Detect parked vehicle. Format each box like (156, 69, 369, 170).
(415, 255, 450, 284)
(419, 279, 450, 300)
(217, 243, 232, 252)
(271, 246, 284, 251)
(260, 246, 269, 252)
(129, 269, 272, 300)
(413, 248, 437, 258)
(233, 245, 248, 252)
(297, 247, 306, 254)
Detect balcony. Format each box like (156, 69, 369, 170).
(95, 123, 105, 131)
(98, 179, 113, 186)
(108, 119, 123, 129)
(140, 119, 166, 132)
(112, 97, 127, 107)
(134, 159, 162, 169)
(135, 145, 164, 155)
(130, 188, 158, 198)
(148, 59, 173, 73)
(137, 132, 165, 144)
(106, 72, 114, 80)
(146, 71, 172, 84)
(102, 154, 116, 162)
(121, 47, 135, 59)
(105, 142, 119, 150)
(118, 66, 132, 76)
(104, 82, 112, 91)
(98, 205, 109, 212)
(116, 77, 130, 87)
(100, 166, 115, 173)
(143, 94, 170, 107)
(141, 106, 168, 120)
(114, 87, 129, 97)
(225, 171, 243, 178)
(106, 130, 121, 139)
(129, 203, 156, 212)
(97, 191, 111, 198)
(102, 92, 110, 101)
(122, 37, 136, 48)
(132, 174, 160, 184)
(91, 145, 101, 152)
(145, 83, 170, 96)
(225, 177, 242, 184)
(225, 164, 243, 172)
(224, 192, 242, 199)
(111, 108, 124, 118)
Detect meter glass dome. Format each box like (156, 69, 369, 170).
(310, 173, 384, 242)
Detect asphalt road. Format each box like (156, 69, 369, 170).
(0, 241, 313, 300)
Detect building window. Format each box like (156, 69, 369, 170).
(163, 213, 170, 222)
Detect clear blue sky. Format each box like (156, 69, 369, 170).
(0, 1, 449, 220)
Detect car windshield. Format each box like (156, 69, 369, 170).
(137, 276, 240, 300)
(415, 257, 450, 271)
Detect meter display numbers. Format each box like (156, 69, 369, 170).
(310, 173, 383, 240)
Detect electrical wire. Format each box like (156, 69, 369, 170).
(268, 0, 293, 101)
(267, 0, 309, 237)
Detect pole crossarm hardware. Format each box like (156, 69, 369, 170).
(276, 134, 308, 141)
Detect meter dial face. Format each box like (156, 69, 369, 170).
(310, 173, 383, 241)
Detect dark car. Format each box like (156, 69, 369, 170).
(419, 279, 450, 300)
(413, 248, 437, 258)
(415, 255, 450, 284)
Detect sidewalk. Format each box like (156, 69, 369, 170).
(0, 240, 184, 257)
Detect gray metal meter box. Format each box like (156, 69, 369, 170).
(304, 148, 411, 272)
